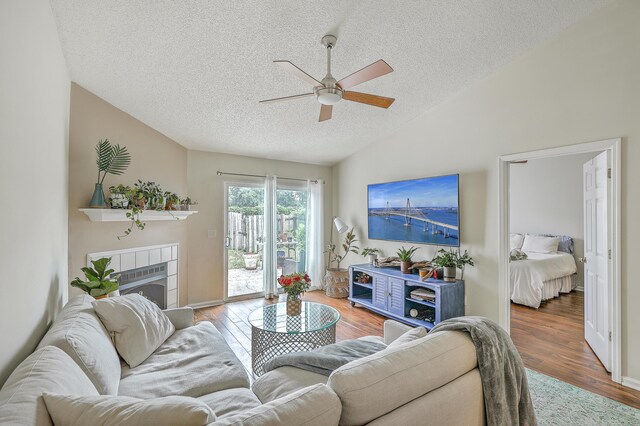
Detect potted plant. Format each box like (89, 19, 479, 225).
(70, 257, 120, 299)
(164, 192, 180, 210)
(108, 184, 131, 209)
(361, 248, 381, 265)
(397, 246, 418, 274)
(432, 249, 475, 282)
(278, 272, 311, 315)
(324, 228, 359, 298)
(180, 197, 198, 211)
(89, 139, 131, 208)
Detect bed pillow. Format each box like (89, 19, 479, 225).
(541, 234, 574, 254)
(521, 234, 560, 253)
(92, 294, 175, 368)
(43, 394, 215, 426)
(510, 233, 525, 250)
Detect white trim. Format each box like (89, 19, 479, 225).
(80, 208, 197, 222)
(87, 243, 179, 259)
(575, 286, 584, 292)
(187, 299, 224, 309)
(622, 376, 640, 392)
(498, 138, 622, 384)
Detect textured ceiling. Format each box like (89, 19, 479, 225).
(51, 0, 608, 165)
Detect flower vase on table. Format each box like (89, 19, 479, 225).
(278, 272, 311, 316)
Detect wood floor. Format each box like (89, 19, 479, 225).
(195, 289, 640, 408)
(511, 291, 640, 408)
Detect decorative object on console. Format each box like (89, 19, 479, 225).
(431, 248, 475, 282)
(324, 218, 359, 298)
(278, 272, 311, 316)
(90, 139, 131, 208)
(70, 257, 119, 299)
(396, 246, 418, 274)
(259, 34, 395, 123)
(361, 248, 381, 265)
(355, 272, 372, 284)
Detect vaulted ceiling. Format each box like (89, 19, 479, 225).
(51, 1, 608, 165)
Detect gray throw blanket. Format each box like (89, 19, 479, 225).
(262, 338, 386, 376)
(510, 248, 528, 261)
(430, 316, 537, 426)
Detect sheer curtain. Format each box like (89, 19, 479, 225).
(263, 175, 278, 298)
(306, 179, 324, 290)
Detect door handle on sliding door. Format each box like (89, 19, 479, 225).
(225, 237, 231, 248)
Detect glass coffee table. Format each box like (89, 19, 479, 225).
(248, 301, 340, 376)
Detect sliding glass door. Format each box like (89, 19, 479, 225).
(224, 179, 314, 301)
(225, 182, 265, 299)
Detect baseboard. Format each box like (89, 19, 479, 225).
(575, 286, 584, 292)
(187, 299, 224, 309)
(622, 376, 640, 391)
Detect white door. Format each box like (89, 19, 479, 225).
(583, 151, 610, 371)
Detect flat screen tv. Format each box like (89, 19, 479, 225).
(367, 174, 460, 246)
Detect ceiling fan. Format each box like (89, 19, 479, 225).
(260, 35, 395, 122)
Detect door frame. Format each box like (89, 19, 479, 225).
(223, 180, 266, 302)
(497, 138, 621, 383)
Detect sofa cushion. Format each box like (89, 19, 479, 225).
(252, 366, 328, 403)
(118, 321, 250, 398)
(387, 326, 427, 349)
(43, 393, 216, 425)
(327, 330, 477, 426)
(92, 294, 175, 368)
(37, 294, 121, 395)
(209, 384, 341, 426)
(0, 346, 99, 426)
(197, 388, 261, 418)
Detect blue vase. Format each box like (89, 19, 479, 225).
(89, 183, 108, 208)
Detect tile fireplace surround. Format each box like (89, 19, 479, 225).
(87, 243, 179, 308)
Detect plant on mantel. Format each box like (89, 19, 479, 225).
(90, 139, 131, 208)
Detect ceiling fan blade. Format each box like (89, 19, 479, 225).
(259, 93, 314, 104)
(343, 91, 395, 109)
(337, 59, 393, 90)
(275, 60, 322, 87)
(319, 104, 332, 122)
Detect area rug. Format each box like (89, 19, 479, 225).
(527, 369, 640, 425)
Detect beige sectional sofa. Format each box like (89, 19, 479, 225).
(0, 295, 484, 425)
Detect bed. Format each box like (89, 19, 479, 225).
(509, 234, 578, 308)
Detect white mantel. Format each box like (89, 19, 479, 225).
(87, 243, 179, 308)
(80, 208, 197, 222)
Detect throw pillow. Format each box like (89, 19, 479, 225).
(43, 394, 215, 426)
(387, 326, 427, 349)
(510, 233, 525, 250)
(92, 294, 175, 367)
(521, 234, 560, 253)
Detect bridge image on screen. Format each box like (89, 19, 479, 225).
(367, 174, 459, 246)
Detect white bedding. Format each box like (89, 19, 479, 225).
(510, 251, 577, 308)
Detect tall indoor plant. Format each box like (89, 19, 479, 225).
(90, 139, 131, 208)
(324, 228, 359, 298)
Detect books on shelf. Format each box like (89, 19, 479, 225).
(410, 288, 435, 302)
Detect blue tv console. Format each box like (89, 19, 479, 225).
(348, 263, 465, 329)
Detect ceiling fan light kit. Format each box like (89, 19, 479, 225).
(260, 34, 395, 122)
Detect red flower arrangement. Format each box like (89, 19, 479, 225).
(278, 272, 311, 299)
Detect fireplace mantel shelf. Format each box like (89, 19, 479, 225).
(79, 208, 198, 222)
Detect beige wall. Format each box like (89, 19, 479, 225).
(333, 0, 640, 380)
(68, 84, 189, 306)
(0, 0, 70, 385)
(510, 153, 597, 288)
(187, 151, 332, 304)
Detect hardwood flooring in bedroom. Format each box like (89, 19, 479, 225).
(511, 291, 640, 408)
(195, 290, 640, 408)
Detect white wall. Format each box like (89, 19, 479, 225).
(187, 151, 332, 304)
(333, 0, 640, 381)
(0, 0, 70, 385)
(510, 153, 597, 287)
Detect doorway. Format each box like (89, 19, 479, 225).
(498, 138, 622, 384)
(223, 181, 309, 301)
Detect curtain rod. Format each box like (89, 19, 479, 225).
(216, 171, 323, 184)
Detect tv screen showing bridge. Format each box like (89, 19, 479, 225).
(367, 175, 459, 246)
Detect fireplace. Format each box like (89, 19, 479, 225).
(117, 263, 168, 309)
(87, 243, 179, 309)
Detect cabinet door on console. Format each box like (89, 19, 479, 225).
(387, 278, 405, 316)
(372, 274, 388, 310)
